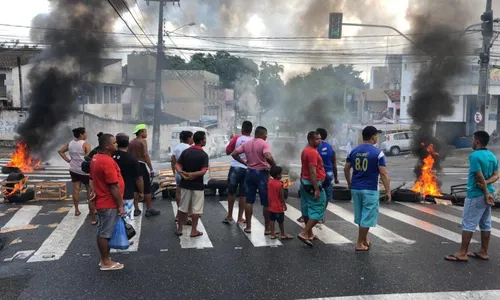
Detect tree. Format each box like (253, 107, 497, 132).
(257, 61, 285, 111)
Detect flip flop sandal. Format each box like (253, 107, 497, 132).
(444, 254, 468, 262)
(308, 235, 318, 241)
(190, 232, 204, 238)
(297, 234, 313, 247)
(91, 220, 98, 225)
(468, 252, 490, 260)
(244, 228, 252, 234)
(185, 219, 193, 226)
(175, 231, 183, 236)
(100, 262, 124, 271)
(280, 234, 294, 240)
(270, 235, 278, 240)
(355, 246, 369, 252)
(222, 219, 234, 224)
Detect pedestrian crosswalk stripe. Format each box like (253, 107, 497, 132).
(28, 204, 89, 262)
(379, 206, 478, 243)
(449, 205, 500, 223)
(1, 205, 42, 232)
(298, 289, 500, 300)
(171, 201, 213, 249)
(111, 203, 143, 253)
(220, 201, 282, 247)
(327, 203, 415, 244)
(285, 205, 351, 244)
(400, 202, 500, 238)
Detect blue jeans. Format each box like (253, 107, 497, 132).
(227, 166, 247, 196)
(462, 195, 492, 232)
(245, 169, 269, 206)
(322, 172, 334, 202)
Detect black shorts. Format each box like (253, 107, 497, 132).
(135, 163, 151, 195)
(69, 171, 90, 185)
(269, 212, 285, 224)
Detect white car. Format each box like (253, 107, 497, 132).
(380, 131, 414, 156)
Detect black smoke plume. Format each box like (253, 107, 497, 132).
(407, 14, 469, 178)
(18, 1, 116, 157)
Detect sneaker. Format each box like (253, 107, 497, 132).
(134, 209, 142, 217)
(145, 209, 160, 217)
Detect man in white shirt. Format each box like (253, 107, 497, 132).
(171, 131, 193, 206)
(223, 121, 253, 224)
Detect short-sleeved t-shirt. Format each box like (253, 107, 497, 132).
(318, 141, 335, 173)
(230, 135, 251, 169)
(301, 146, 326, 181)
(267, 178, 285, 213)
(347, 144, 386, 191)
(467, 148, 498, 198)
(177, 145, 209, 190)
(112, 150, 141, 200)
(235, 138, 271, 170)
(173, 143, 190, 160)
(90, 153, 125, 209)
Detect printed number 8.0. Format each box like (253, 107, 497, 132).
(354, 158, 368, 171)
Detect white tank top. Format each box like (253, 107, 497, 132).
(69, 140, 86, 175)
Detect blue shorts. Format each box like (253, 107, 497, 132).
(462, 195, 492, 232)
(175, 173, 182, 186)
(227, 166, 247, 197)
(300, 179, 326, 221)
(245, 169, 269, 206)
(352, 189, 380, 228)
(322, 172, 333, 202)
(269, 212, 285, 224)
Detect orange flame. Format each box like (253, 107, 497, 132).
(6, 142, 40, 173)
(411, 144, 442, 197)
(2, 179, 26, 198)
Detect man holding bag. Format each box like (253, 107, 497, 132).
(90, 133, 125, 271)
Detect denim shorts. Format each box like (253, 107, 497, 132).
(322, 172, 334, 202)
(352, 189, 380, 228)
(175, 173, 182, 186)
(269, 212, 285, 224)
(227, 166, 247, 197)
(462, 195, 492, 232)
(245, 169, 269, 206)
(97, 209, 119, 239)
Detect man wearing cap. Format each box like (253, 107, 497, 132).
(113, 133, 144, 223)
(128, 124, 160, 217)
(344, 126, 391, 251)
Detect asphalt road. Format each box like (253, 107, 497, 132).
(2, 155, 500, 299)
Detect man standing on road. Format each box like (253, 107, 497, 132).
(445, 131, 499, 262)
(90, 133, 125, 271)
(224, 120, 253, 224)
(297, 131, 326, 247)
(344, 126, 390, 251)
(231, 126, 276, 234)
(171, 131, 193, 207)
(175, 131, 209, 238)
(128, 124, 160, 217)
(316, 128, 339, 220)
(113, 133, 144, 223)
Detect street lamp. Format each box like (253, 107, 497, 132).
(165, 22, 196, 35)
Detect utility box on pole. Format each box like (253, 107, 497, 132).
(328, 13, 343, 39)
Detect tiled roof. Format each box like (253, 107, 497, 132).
(384, 89, 401, 102)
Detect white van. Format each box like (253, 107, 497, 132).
(167, 126, 215, 158)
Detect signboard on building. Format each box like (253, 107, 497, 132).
(200, 115, 217, 127)
(474, 111, 483, 124)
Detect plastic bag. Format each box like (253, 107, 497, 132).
(109, 218, 129, 250)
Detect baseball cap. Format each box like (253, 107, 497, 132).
(134, 124, 147, 134)
(362, 126, 382, 138)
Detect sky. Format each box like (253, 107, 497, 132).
(0, 0, 490, 83)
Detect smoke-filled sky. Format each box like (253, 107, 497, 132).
(1, 0, 499, 80)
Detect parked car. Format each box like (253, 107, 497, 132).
(380, 131, 414, 156)
(212, 134, 230, 157)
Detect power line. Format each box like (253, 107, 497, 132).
(118, 0, 156, 46)
(107, 0, 151, 51)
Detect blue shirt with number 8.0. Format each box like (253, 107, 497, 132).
(346, 144, 386, 191)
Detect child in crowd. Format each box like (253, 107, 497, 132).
(267, 166, 293, 240)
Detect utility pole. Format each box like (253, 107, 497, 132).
(477, 0, 493, 132)
(146, 0, 179, 160)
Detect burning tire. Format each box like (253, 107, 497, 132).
(333, 186, 351, 201)
(6, 188, 35, 203)
(161, 189, 176, 199)
(392, 189, 422, 203)
(204, 188, 216, 197)
(2, 166, 21, 174)
(218, 188, 228, 196)
(206, 179, 228, 190)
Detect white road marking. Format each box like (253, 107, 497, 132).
(1, 205, 42, 232)
(400, 202, 500, 237)
(298, 289, 500, 300)
(327, 203, 415, 244)
(3, 250, 36, 262)
(111, 203, 143, 253)
(378, 206, 478, 243)
(285, 204, 351, 244)
(171, 201, 213, 249)
(220, 201, 282, 247)
(28, 205, 89, 262)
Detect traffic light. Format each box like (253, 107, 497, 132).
(329, 13, 343, 39)
(481, 10, 493, 38)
